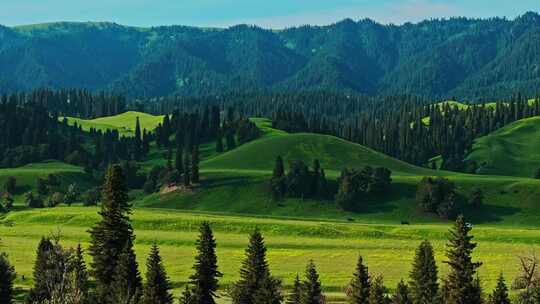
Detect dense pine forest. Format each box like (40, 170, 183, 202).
(1, 12, 540, 99)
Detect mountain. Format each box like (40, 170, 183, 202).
(1, 13, 540, 99)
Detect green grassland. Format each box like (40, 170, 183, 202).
(63, 111, 164, 136)
(466, 116, 540, 178)
(1, 115, 540, 301)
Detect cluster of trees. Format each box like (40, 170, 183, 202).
(336, 166, 392, 211)
(416, 177, 484, 219)
(270, 157, 329, 200)
(0, 174, 526, 304)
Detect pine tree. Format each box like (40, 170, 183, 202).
(190, 222, 222, 304)
(73, 244, 89, 297)
(0, 253, 15, 304)
(409, 240, 438, 304)
(368, 276, 387, 304)
(488, 273, 510, 304)
(111, 239, 142, 304)
(175, 148, 184, 178)
(271, 156, 286, 200)
(287, 275, 302, 304)
(142, 244, 173, 304)
(27, 237, 54, 302)
(302, 260, 323, 304)
(88, 164, 135, 303)
(348, 255, 370, 304)
(392, 280, 412, 304)
(230, 229, 281, 304)
(192, 146, 200, 184)
(184, 152, 191, 187)
(179, 286, 194, 304)
(444, 215, 483, 304)
(134, 117, 142, 160)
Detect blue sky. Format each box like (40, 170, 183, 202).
(1, 0, 539, 28)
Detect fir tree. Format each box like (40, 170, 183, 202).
(302, 260, 323, 304)
(271, 156, 286, 200)
(192, 146, 200, 184)
(88, 165, 135, 303)
(0, 253, 15, 304)
(110, 239, 142, 304)
(368, 276, 387, 304)
(488, 273, 510, 304)
(134, 117, 142, 160)
(73, 244, 89, 298)
(392, 280, 412, 304)
(190, 222, 222, 304)
(179, 286, 194, 304)
(230, 229, 281, 304)
(348, 255, 370, 304)
(287, 275, 302, 304)
(409, 240, 438, 304)
(27, 237, 54, 302)
(142, 244, 173, 304)
(444, 215, 483, 304)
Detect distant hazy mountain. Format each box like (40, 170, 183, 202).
(1, 12, 540, 99)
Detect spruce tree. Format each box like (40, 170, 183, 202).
(88, 164, 135, 303)
(192, 146, 200, 184)
(190, 222, 222, 304)
(231, 229, 281, 304)
(348, 255, 370, 304)
(409, 240, 438, 304)
(142, 244, 173, 304)
(27, 237, 54, 302)
(73, 244, 89, 297)
(302, 260, 323, 304)
(488, 273, 510, 304)
(134, 117, 142, 160)
(271, 156, 286, 200)
(392, 280, 412, 304)
(368, 276, 387, 304)
(0, 253, 15, 304)
(444, 215, 483, 304)
(179, 286, 194, 304)
(287, 275, 302, 304)
(110, 239, 142, 304)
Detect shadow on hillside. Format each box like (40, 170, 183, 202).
(464, 204, 521, 224)
(353, 182, 418, 214)
(201, 175, 259, 189)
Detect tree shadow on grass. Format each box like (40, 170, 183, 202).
(353, 182, 418, 214)
(463, 204, 521, 224)
(201, 175, 260, 190)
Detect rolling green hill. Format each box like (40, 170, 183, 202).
(63, 111, 164, 136)
(467, 116, 540, 178)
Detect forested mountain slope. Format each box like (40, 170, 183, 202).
(1, 13, 540, 99)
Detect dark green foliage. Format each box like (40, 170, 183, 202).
(270, 156, 286, 200)
(25, 192, 44, 208)
(192, 146, 200, 184)
(348, 255, 371, 304)
(272, 158, 329, 201)
(73, 244, 89, 298)
(184, 153, 192, 187)
(392, 280, 412, 304)
(416, 177, 458, 219)
(368, 276, 388, 304)
(236, 119, 261, 145)
(468, 188, 484, 208)
(111, 239, 142, 304)
(230, 229, 281, 304)
(83, 187, 101, 206)
(488, 273, 510, 304)
(190, 222, 222, 304)
(336, 167, 392, 211)
(226, 130, 236, 151)
(179, 286, 195, 304)
(0, 253, 15, 304)
(301, 260, 323, 304)
(535, 168, 540, 179)
(3, 177, 16, 194)
(409, 240, 438, 304)
(287, 275, 302, 304)
(27, 237, 54, 302)
(142, 244, 173, 304)
(134, 117, 143, 160)
(443, 215, 483, 304)
(88, 164, 135, 303)
(216, 134, 224, 153)
(175, 148, 184, 177)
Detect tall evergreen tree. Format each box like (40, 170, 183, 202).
(409, 240, 438, 304)
(392, 280, 412, 304)
(192, 146, 200, 184)
(142, 244, 173, 304)
(175, 148, 184, 178)
(27, 237, 54, 302)
(183, 151, 191, 187)
(230, 229, 281, 304)
(110, 239, 142, 304)
(301, 260, 323, 304)
(88, 165, 134, 303)
(368, 276, 387, 304)
(443, 215, 483, 304)
(287, 275, 302, 304)
(73, 244, 89, 299)
(488, 273, 510, 304)
(190, 222, 222, 304)
(348, 255, 371, 304)
(134, 117, 142, 160)
(0, 253, 15, 304)
(271, 156, 286, 200)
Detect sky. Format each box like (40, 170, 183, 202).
(0, 0, 539, 29)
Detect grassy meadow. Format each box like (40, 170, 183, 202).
(63, 111, 164, 136)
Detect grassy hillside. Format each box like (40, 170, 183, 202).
(63, 111, 164, 136)
(1, 206, 537, 300)
(467, 116, 540, 178)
